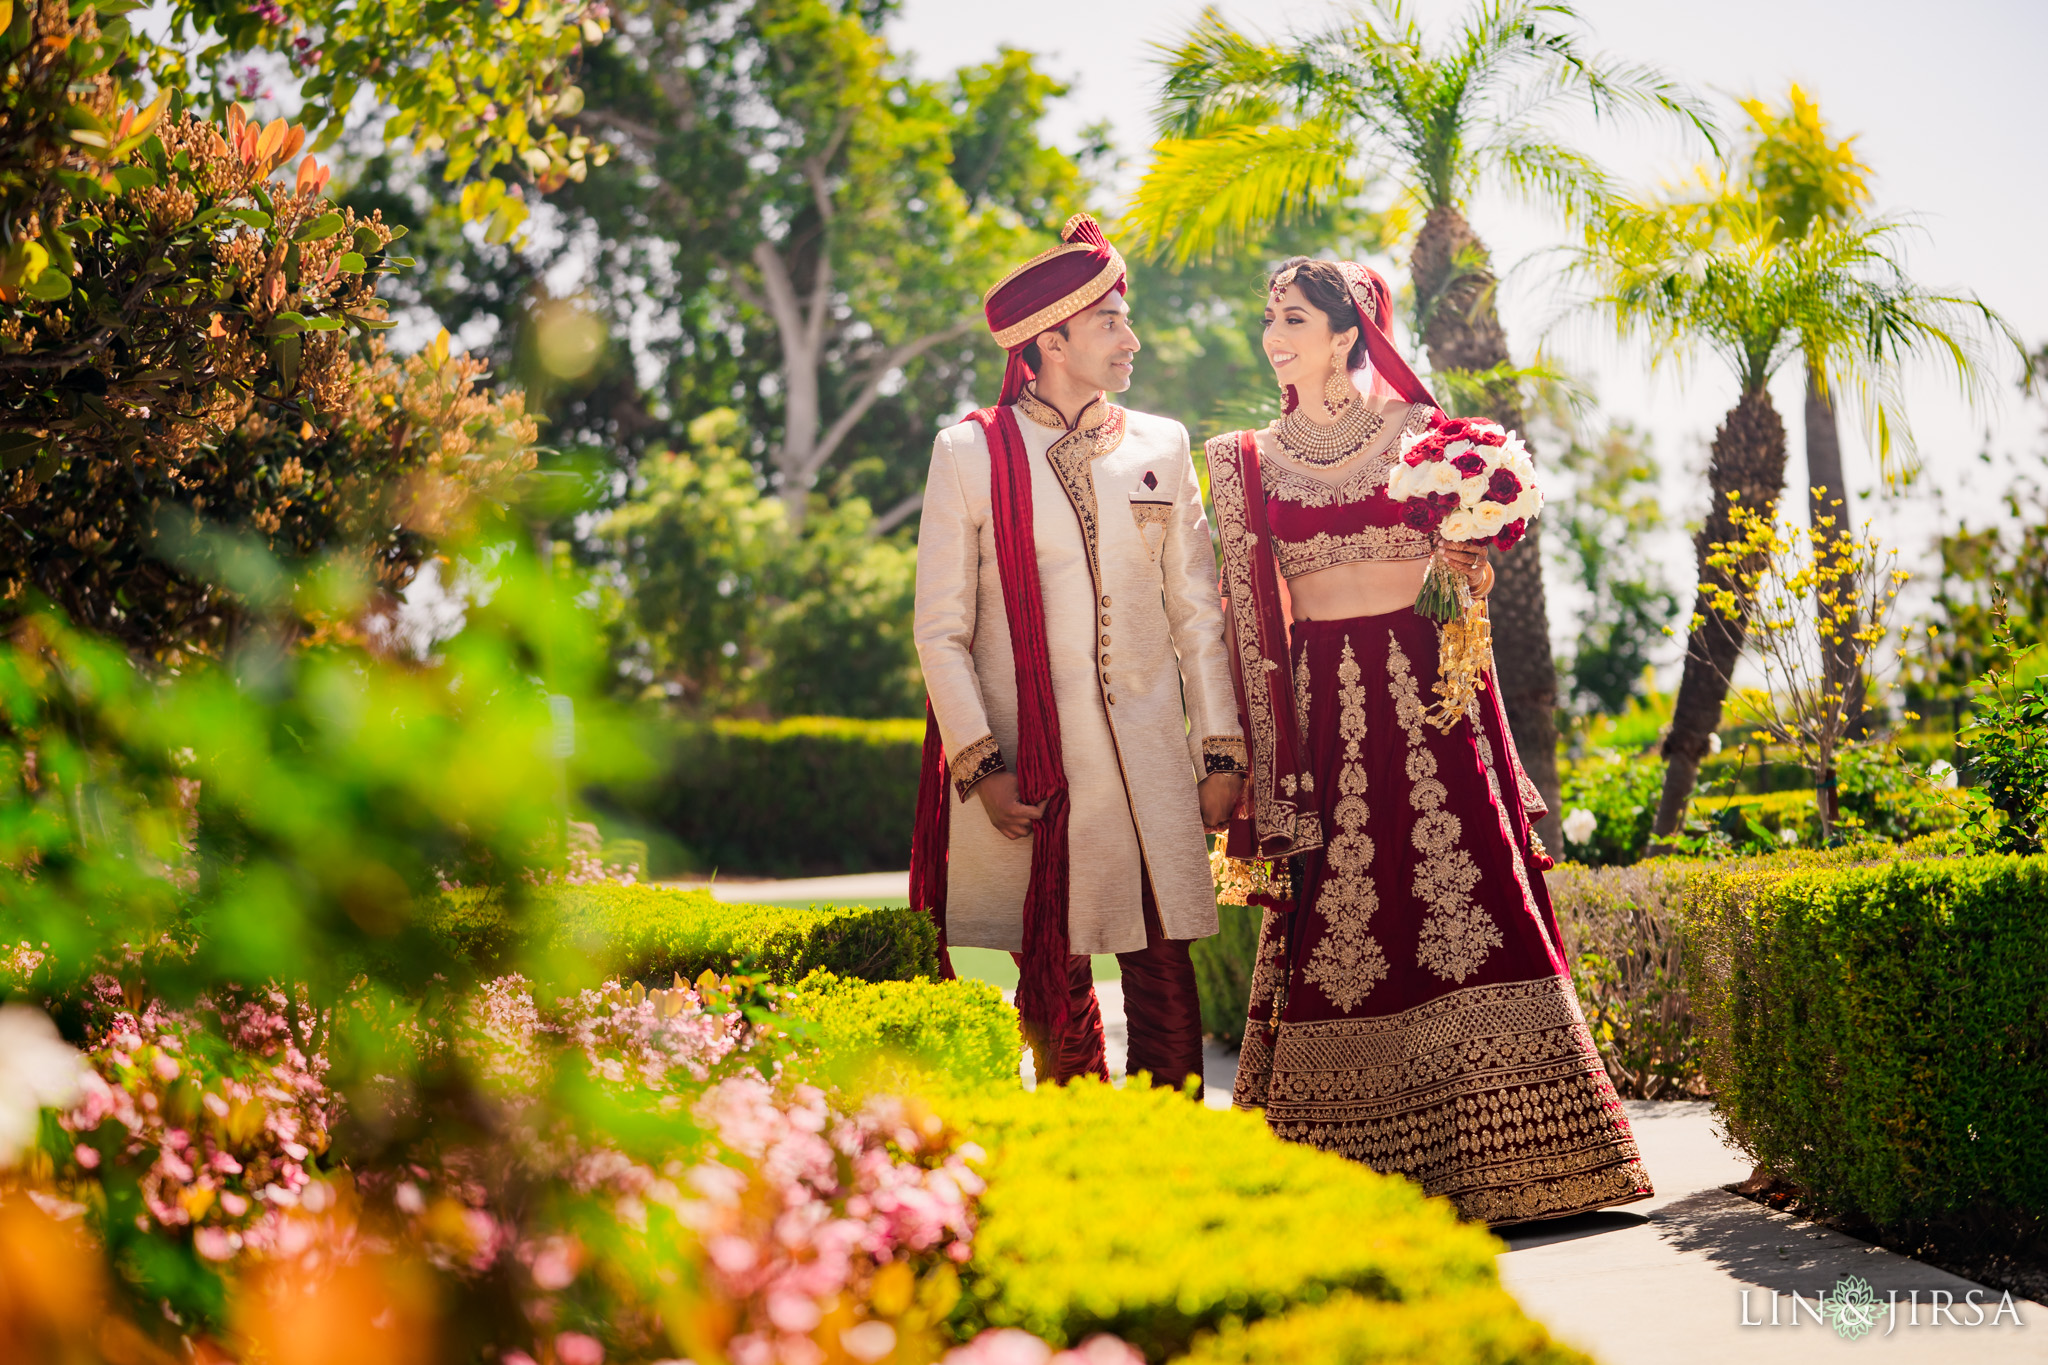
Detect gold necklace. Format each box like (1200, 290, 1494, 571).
(1272, 401, 1384, 470)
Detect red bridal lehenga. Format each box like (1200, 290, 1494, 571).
(1209, 262, 1651, 1227)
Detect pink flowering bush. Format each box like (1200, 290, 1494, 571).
(0, 961, 1152, 1365)
(47, 977, 340, 1270)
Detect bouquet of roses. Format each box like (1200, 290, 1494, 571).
(1381, 417, 1543, 729)
(1386, 416, 1543, 623)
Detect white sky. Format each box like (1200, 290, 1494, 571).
(891, 0, 2048, 657)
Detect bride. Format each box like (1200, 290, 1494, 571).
(1208, 256, 1651, 1225)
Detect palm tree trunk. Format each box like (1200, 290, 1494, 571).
(1411, 204, 1562, 853)
(1653, 386, 1789, 836)
(1803, 368, 1863, 737)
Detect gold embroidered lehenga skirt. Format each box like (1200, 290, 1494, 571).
(1232, 610, 1653, 1225)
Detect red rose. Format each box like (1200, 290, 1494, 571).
(1402, 501, 1441, 532)
(1475, 426, 1508, 447)
(1484, 467, 1521, 503)
(1492, 519, 1527, 552)
(1451, 451, 1488, 477)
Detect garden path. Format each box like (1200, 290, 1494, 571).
(701, 871, 2040, 1361)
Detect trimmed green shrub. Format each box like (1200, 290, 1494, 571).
(1171, 1288, 1589, 1365)
(790, 970, 1018, 1083)
(1190, 903, 1263, 1047)
(427, 884, 940, 984)
(1557, 751, 1662, 866)
(594, 716, 924, 875)
(941, 1080, 1555, 1362)
(1683, 856, 2048, 1224)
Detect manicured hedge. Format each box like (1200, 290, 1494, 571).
(1683, 855, 2048, 1225)
(1173, 1289, 1588, 1365)
(1190, 903, 1263, 1047)
(940, 1081, 1578, 1364)
(790, 970, 1019, 1084)
(594, 716, 924, 875)
(428, 883, 940, 984)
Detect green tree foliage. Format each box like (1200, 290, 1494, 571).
(1552, 423, 1675, 716)
(1914, 346, 2048, 697)
(0, 0, 607, 286)
(532, 2, 1088, 522)
(1955, 601, 2048, 854)
(598, 409, 920, 717)
(599, 410, 786, 708)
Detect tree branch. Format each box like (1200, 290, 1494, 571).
(750, 241, 807, 346)
(871, 491, 923, 536)
(805, 316, 978, 479)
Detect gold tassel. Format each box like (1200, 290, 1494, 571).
(1423, 596, 1492, 733)
(1211, 845, 1290, 905)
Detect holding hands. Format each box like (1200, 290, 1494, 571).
(981, 770, 1244, 838)
(1438, 541, 1494, 599)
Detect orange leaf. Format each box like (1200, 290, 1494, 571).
(207, 314, 226, 338)
(256, 119, 288, 167)
(278, 125, 306, 167)
(227, 102, 247, 145)
(294, 154, 331, 196)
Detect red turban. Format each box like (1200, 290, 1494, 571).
(982, 213, 1128, 404)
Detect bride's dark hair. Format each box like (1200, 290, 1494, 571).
(1270, 257, 1369, 372)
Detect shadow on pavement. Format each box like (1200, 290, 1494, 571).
(1498, 1209, 1651, 1251)
(1649, 1189, 1979, 1294)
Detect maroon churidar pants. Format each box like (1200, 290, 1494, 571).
(1014, 870, 1202, 1090)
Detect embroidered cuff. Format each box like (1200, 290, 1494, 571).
(950, 734, 1006, 800)
(1201, 736, 1249, 777)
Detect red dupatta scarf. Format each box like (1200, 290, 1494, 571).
(1212, 430, 1320, 866)
(908, 406, 1076, 1054)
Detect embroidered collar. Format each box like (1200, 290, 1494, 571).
(1015, 384, 1127, 458)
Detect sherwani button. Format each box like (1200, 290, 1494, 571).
(1101, 614, 1112, 625)
(1101, 595, 1111, 607)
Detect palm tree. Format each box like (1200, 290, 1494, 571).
(1579, 190, 2011, 835)
(1127, 1, 1715, 848)
(1741, 86, 1876, 721)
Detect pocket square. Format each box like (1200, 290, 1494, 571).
(1128, 471, 1171, 560)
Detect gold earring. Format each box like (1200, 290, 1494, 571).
(1323, 360, 1354, 415)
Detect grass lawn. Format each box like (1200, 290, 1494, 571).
(728, 894, 1123, 989)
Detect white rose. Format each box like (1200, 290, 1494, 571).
(0, 1005, 92, 1167)
(1466, 501, 1511, 534)
(1386, 461, 1428, 500)
(1562, 808, 1598, 845)
(1509, 484, 1545, 521)
(1426, 461, 1465, 494)
(1440, 508, 1484, 541)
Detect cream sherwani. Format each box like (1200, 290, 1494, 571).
(913, 392, 1244, 954)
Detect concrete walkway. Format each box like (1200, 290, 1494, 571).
(680, 870, 2039, 1361)
(1107, 989, 2040, 1363)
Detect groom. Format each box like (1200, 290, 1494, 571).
(910, 214, 1245, 1088)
